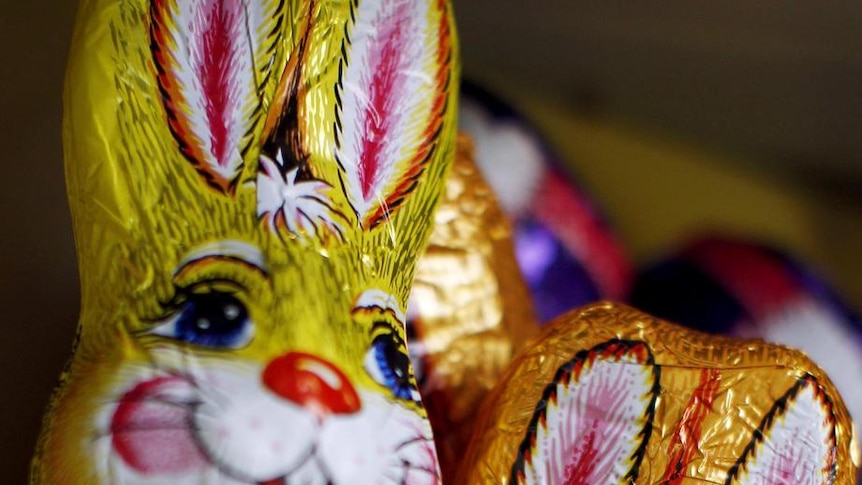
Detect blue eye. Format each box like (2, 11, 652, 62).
(152, 291, 253, 348)
(364, 331, 420, 401)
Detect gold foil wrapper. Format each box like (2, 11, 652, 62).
(457, 302, 859, 484)
(411, 134, 540, 481)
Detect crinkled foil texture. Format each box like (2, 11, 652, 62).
(410, 135, 539, 481)
(457, 302, 860, 484)
(34, 0, 460, 483)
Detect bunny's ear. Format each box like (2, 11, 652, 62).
(333, 0, 453, 229)
(151, 0, 287, 194)
(727, 376, 838, 485)
(512, 340, 660, 484)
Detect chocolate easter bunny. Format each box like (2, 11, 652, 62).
(32, 0, 458, 483)
(456, 302, 860, 484)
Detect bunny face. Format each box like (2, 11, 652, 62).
(33, 1, 457, 484)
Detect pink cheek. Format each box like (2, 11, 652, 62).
(110, 377, 210, 474)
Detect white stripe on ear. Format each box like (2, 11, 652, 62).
(515, 341, 657, 484)
(334, 0, 452, 229)
(151, 0, 285, 193)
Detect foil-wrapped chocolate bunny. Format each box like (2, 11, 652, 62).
(32, 1, 457, 483)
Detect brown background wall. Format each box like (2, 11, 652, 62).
(1, 2, 80, 482)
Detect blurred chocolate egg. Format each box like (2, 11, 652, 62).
(459, 81, 632, 322)
(630, 236, 862, 429)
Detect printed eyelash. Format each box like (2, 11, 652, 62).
(146, 280, 255, 350)
(366, 319, 419, 402)
(370, 320, 405, 345)
(147, 279, 244, 325)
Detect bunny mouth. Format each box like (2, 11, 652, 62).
(108, 374, 440, 484)
(109, 376, 211, 475)
(109, 374, 313, 482)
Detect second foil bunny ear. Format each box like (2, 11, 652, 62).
(254, 0, 456, 238)
(333, 0, 452, 229)
(151, 0, 288, 194)
(512, 340, 659, 484)
(727, 376, 838, 485)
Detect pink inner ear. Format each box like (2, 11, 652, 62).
(151, 0, 256, 192)
(195, 1, 244, 172)
(333, 0, 452, 228)
(514, 341, 659, 485)
(356, 3, 410, 202)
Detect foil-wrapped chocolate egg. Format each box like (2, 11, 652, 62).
(459, 81, 631, 322)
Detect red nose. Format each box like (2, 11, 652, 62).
(262, 352, 361, 416)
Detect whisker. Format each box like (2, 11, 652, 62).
(380, 458, 441, 485)
(310, 447, 336, 485)
(393, 434, 434, 453)
(398, 463, 440, 485)
(400, 463, 438, 476)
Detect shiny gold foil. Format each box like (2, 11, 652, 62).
(410, 134, 540, 482)
(457, 302, 859, 484)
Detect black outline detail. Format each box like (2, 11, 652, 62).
(724, 375, 838, 485)
(509, 339, 661, 484)
(331, 0, 453, 230)
(149, 0, 283, 195)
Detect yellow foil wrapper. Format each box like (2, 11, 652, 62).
(33, 0, 459, 483)
(458, 302, 860, 484)
(410, 135, 540, 481)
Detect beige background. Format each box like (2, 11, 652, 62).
(2, 1, 860, 483)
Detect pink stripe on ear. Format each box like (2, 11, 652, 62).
(197, 2, 241, 170)
(355, 2, 409, 201)
(151, 0, 259, 193)
(513, 340, 659, 485)
(334, 0, 452, 228)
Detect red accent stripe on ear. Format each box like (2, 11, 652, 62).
(334, 0, 453, 228)
(151, 0, 258, 193)
(355, 2, 411, 200)
(200, 1, 241, 170)
(363, 4, 451, 228)
(660, 368, 721, 484)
